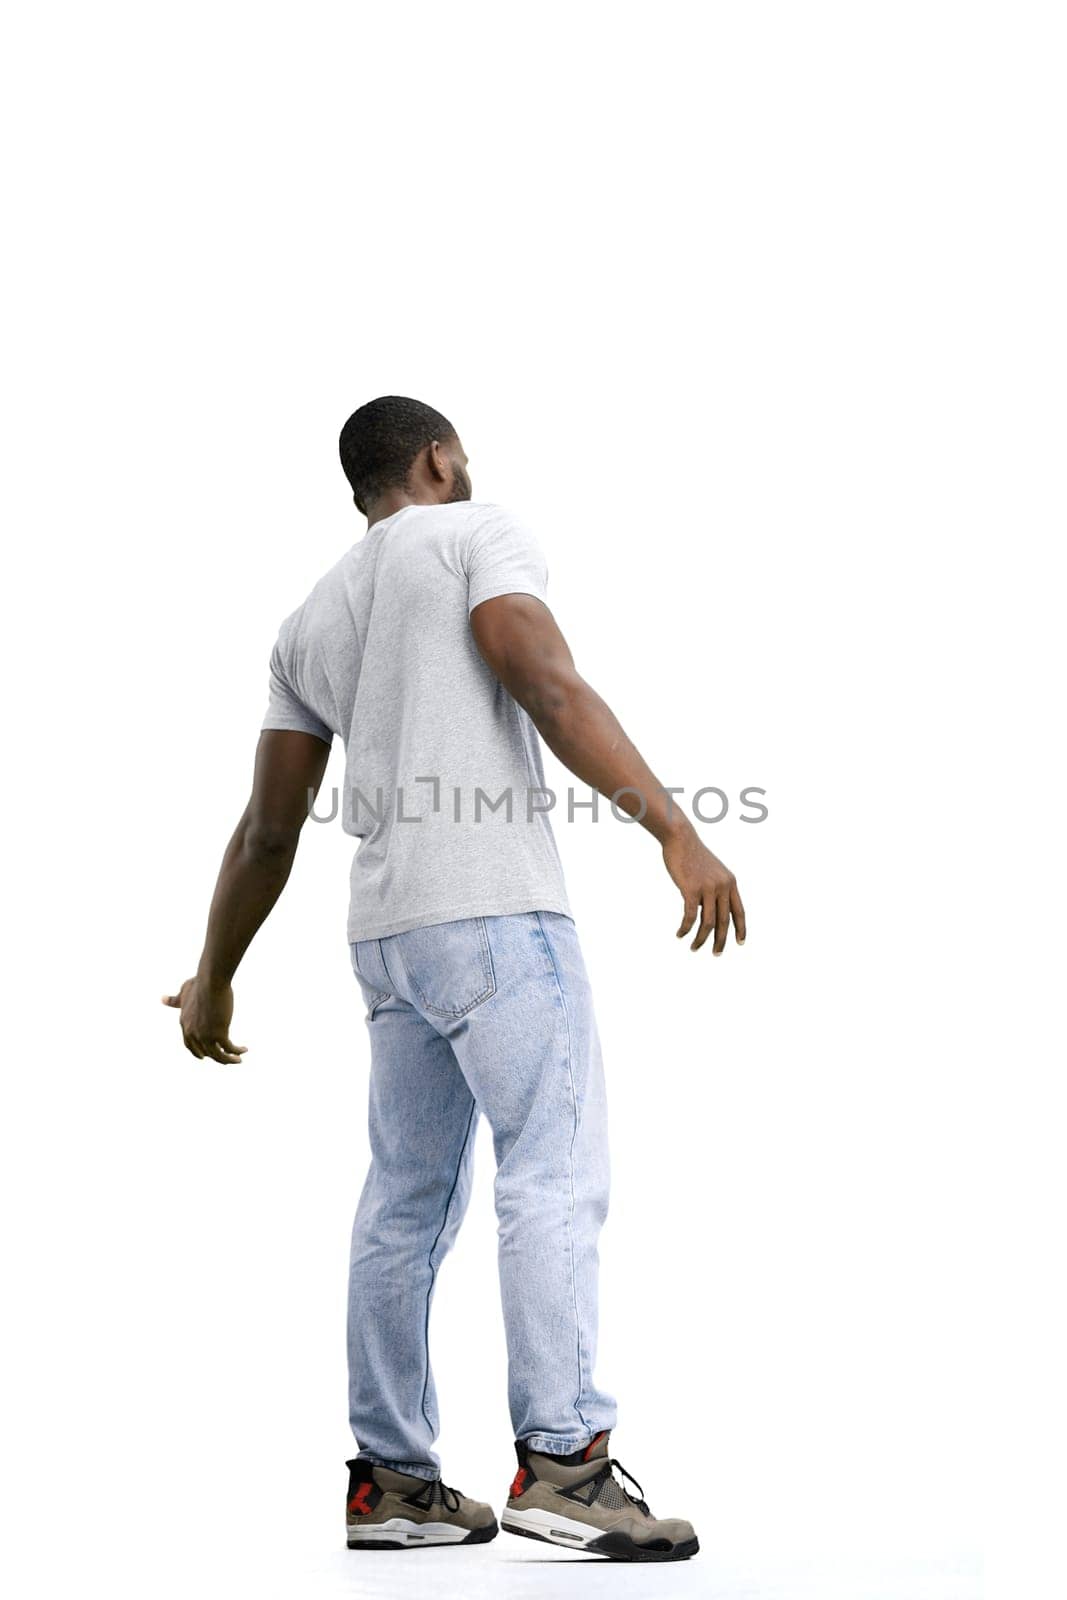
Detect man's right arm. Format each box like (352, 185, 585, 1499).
(470, 593, 745, 954)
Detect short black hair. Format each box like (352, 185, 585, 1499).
(338, 395, 458, 512)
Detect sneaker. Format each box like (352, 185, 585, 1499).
(501, 1430, 698, 1562)
(345, 1458, 498, 1549)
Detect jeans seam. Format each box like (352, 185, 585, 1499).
(376, 937, 397, 991)
(419, 1098, 478, 1439)
(353, 940, 392, 1017)
(534, 910, 591, 1436)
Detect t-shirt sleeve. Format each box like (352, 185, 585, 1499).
(466, 509, 549, 614)
(261, 640, 333, 745)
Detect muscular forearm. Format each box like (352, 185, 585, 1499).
(471, 593, 744, 953)
(196, 814, 300, 986)
(525, 674, 694, 846)
(529, 672, 744, 950)
(164, 729, 329, 1059)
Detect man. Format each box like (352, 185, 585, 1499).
(163, 396, 744, 1563)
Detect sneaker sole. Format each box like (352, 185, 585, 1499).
(502, 1507, 698, 1562)
(347, 1517, 498, 1550)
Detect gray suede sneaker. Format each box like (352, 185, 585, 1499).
(501, 1431, 698, 1562)
(345, 1458, 498, 1549)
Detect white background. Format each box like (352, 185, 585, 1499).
(3, 4, 1063, 1598)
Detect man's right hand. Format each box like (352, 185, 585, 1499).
(662, 826, 746, 954)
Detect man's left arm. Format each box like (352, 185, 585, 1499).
(162, 729, 330, 1061)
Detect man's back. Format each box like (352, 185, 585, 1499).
(262, 501, 570, 940)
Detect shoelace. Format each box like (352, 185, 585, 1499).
(435, 1480, 462, 1513)
(410, 1477, 462, 1513)
(607, 1457, 650, 1516)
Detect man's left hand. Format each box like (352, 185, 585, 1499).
(162, 977, 247, 1063)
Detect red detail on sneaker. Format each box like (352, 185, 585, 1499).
(510, 1467, 528, 1497)
(348, 1481, 373, 1515)
(583, 1431, 608, 1461)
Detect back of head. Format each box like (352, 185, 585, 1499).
(339, 395, 458, 515)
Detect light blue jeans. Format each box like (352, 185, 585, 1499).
(347, 911, 616, 1478)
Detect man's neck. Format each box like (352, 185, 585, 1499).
(366, 490, 440, 529)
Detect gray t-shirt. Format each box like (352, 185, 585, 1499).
(262, 501, 571, 941)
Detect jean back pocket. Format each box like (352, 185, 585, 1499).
(389, 917, 496, 1019)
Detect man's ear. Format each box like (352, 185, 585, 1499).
(426, 438, 449, 485)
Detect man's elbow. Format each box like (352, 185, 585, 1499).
(241, 819, 301, 865)
(520, 669, 585, 739)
